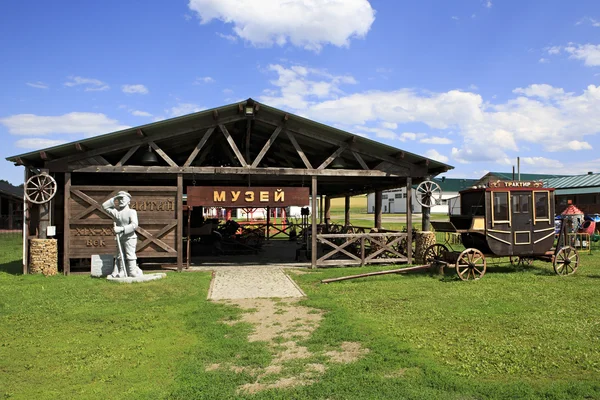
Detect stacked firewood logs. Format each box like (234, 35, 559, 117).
(414, 231, 436, 264)
(29, 239, 58, 276)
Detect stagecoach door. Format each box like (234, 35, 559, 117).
(511, 192, 534, 255)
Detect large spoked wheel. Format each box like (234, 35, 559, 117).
(553, 246, 579, 276)
(424, 244, 448, 268)
(456, 248, 487, 281)
(25, 172, 57, 204)
(415, 180, 442, 208)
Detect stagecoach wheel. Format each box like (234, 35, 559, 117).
(25, 172, 57, 204)
(553, 246, 579, 276)
(415, 180, 442, 208)
(424, 244, 448, 268)
(456, 248, 487, 281)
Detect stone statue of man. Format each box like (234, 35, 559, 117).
(102, 191, 143, 278)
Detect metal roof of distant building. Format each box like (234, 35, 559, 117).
(543, 173, 600, 189)
(0, 181, 23, 200)
(486, 172, 569, 181)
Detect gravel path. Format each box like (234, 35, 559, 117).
(207, 267, 306, 300)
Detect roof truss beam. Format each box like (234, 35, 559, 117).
(184, 127, 215, 167)
(219, 124, 248, 167)
(251, 125, 283, 168)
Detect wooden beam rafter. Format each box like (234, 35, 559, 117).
(69, 165, 404, 177)
(75, 143, 86, 152)
(318, 144, 348, 170)
(116, 145, 140, 167)
(40, 151, 51, 161)
(251, 125, 283, 168)
(184, 127, 215, 167)
(148, 141, 178, 167)
(219, 124, 248, 167)
(352, 151, 370, 170)
(285, 130, 313, 169)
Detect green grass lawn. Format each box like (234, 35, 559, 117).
(1, 233, 599, 399)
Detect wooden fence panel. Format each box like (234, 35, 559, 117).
(316, 232, 409, 267)
(68, 186, 178, 259)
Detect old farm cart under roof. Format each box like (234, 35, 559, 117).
(7, 99, 452, 274)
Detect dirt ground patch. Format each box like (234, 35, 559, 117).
(210, 298, 369, 394)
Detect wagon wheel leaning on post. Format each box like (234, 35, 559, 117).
(553, 246, 579, 276)
(415, 180, 442, 208)
(25, 172, 57, 204)
(456, 248, 487, 281)
(424, 243, 448, 274)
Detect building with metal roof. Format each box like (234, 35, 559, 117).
(476, 171, 568, 186)
(544, 172, 600, 214)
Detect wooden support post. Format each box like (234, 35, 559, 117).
(23, 168, 29, 275)
(177, 174, 183, 272)
(63, 172, 71, 275)
(320, 195, 324, 224)
(8, 202, 13, 230)
(311, 176, 318, 269)
(344, 195, 351, 227)
(375, 190, 382, 229)
(406, 178, 413, 264)
(266, 206, 271, 240)
(187, 206, 192, 269)
(422, 204, 431, 232)
(325, 196, 331, 226)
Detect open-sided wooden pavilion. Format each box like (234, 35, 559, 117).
(6, 98, 453, 274)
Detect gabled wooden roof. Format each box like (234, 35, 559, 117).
(7, 99, 451, 171)
(6, 99, 453, 196)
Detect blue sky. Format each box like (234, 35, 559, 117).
(1, 0, 600, 185)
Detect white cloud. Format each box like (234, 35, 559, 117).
(122, 84, 149, 94)
(513, 84, 565, 99)
(168, 103, 205, 117)
(26, 81, 48, 89)
(14, 138, 67, 149)
(451, 16, 459, 20)
(484, 0, 492, 8)
(520, 156, 564, 170)
(564, 44, 600, 67)
(259, 64, 357, 110)
(64, 76, 109, 91)
(425, 149, 449, 163)
(131, 110, 152, 117)
(0, 112, 129, 136)
(194, 76, 215, 84)
(399, 132, 422, 141)
(546, 140, 593, 151)
(576, 17, 600, 27)
(548, 43, 600, 66)
(539, 58, 549, 64)
(259, 63, 600, 164)
(216, 32, 238, 42)
(420, 136, 453, 145)
(188, 0, 376, 52)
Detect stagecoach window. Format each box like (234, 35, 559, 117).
(493, 192, 509, 221)
(512, 194, 530, 214)
(534, 192, 549, 220)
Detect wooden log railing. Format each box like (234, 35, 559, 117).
(316, 232, 408, 267)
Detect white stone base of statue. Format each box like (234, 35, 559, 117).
(106, 273, 167, 283)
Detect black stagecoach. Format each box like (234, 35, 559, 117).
(424, 181, 579, 280)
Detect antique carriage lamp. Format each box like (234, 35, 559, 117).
(141, 144, 158, 164)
